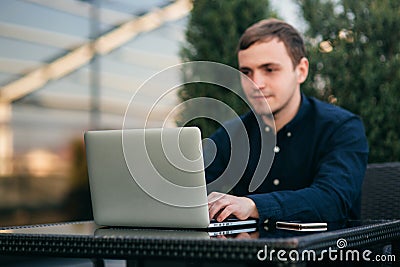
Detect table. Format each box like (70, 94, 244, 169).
(0, 220, 399, 266)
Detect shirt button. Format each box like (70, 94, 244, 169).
(273, 146, 280, 153)
(264, 219, 269, 231)
(287, 132, 292, 137)
(273, 179, 280, 186)
(265, 126, 271, 132)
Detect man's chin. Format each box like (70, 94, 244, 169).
(252, 105, 274, 116)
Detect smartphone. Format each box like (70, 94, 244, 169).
(276, 221, 328, 231)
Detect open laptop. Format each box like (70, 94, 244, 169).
(84, 127, 257, 229)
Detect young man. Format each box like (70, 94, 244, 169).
(206, 19, 369, 224)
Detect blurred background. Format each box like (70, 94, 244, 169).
(0, 0, 399, 227)
(0, 0, 295, 227)
(0, 0, 192, 226)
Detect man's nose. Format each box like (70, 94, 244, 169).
(252, 72, 266, 90)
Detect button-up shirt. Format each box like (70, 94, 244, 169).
(204, 93, 369, 223)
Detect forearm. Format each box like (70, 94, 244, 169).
(248, 150, 369, 223)
(248, 187, 345, 223)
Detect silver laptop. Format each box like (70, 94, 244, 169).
(84, 127, 257, 229)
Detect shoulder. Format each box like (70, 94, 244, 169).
(306, 95, 359, 125)
(304, 96, 368, 150)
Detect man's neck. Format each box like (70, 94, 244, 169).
(262, 90, 302, 133)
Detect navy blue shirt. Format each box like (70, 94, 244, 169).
(205, 93, 369, 223)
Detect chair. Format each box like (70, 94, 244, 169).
(361, 162, 400, 219)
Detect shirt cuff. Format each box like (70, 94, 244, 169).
(247, 193, 282, 224)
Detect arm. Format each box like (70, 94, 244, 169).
(208, 116, 368, 223)
(249, 116, 369, 222)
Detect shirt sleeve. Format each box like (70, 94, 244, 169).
(247, 116, 369, 223)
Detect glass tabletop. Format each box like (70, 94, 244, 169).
(0, 219, 396, 240)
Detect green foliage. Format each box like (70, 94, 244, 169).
(298, 0, 400, 163)
(177, 0, 275, 137)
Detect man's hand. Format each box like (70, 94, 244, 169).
(208, 192, 259, 222)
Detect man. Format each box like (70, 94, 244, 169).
(206, 18, 369, 224)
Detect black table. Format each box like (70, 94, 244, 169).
(0, 220, 399, 266)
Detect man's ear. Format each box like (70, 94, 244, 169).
(296, 57, 309, 84)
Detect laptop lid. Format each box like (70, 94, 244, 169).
(85, 127, 211, 229)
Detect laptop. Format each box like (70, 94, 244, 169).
(84, 127, 257, 229)
(95, 226, 258, 238)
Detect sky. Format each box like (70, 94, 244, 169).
(270, 0, 306, 32)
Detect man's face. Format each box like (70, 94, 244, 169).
(238, 38, 308, 118)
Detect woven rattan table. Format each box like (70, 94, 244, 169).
(0, 220, 399, 266)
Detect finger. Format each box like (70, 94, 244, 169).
(207, 192, 223, 204)
(209, 198, 229, 219)
(208, 193, 226, 211)
(209, 198, 230, 220)
(216, 203, 237, 222)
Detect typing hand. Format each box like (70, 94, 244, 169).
(208, 192, 259, 222)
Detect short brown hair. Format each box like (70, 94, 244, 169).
(238, 18, 306, 68)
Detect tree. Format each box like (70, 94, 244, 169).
(177, 0, 275, 137)
(298, 0, 400, 163)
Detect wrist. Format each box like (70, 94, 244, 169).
(246, 197, 259, 219)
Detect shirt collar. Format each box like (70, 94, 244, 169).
(280, 92, 310, 132)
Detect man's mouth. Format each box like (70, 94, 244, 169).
(252, 95, 272, 100)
